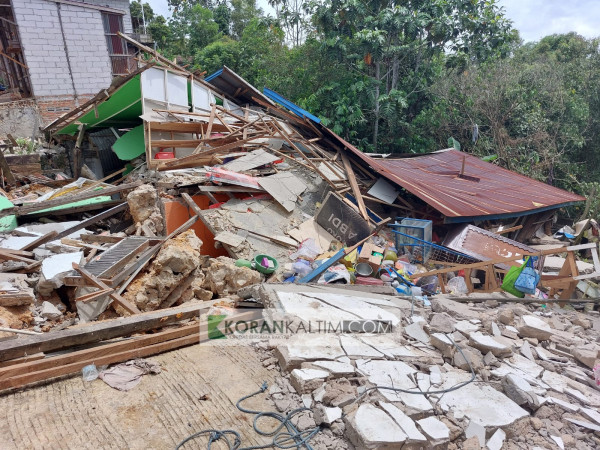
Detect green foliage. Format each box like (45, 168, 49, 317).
(130, 1, 155, 33)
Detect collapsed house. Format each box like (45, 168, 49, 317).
(0, 36, 599, 449)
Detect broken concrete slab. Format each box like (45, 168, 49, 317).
(469, 332, 512, 357)
(275, 334, 344, 370)
(404, 321, 430, 344)
(430, 333, 456, 358)
(436, 371, 529, 427)
(339, 335, 384, 359)
(580, 407, 600, 425)
(518, 315, 552, 341)
(345, 404, 408, 449)
(429, 313, 456, 334)
(290, 368, 330, 393)
(214, 230, 245, 248)
(565, 417, 600, 432)
(502, 374, 540, 409)
(486, 428, 506, 450)
(465, 420, 486, 447)
(430, 296, 481, 321)
(571, 346, 600, 369)
(309, 360, 355, 377)
(416, 416, 450, 446)
(520, 340, 535, 362)
(378, 402, 427, 447)
(455, 320, 480, 337)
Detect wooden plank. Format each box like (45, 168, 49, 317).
(205, 103, 216, 139)
(0, 326, 200, 391)
(0, 149, 16, 185)
(0, 324, 198, 381)
(21, 200, 124, 220)
(0, 249, 37, 264)
(22, 203, 128, 249)
(566, 243, 598, 251)
(73, 263, 140, 315)
(74, 288, 113, 303)
(0, 302, 212, 363)
(5, 181, 141, 217)
(341, 152, 369, 221)
(148, 122, 204, 133)
(80, 234, 127, 244)
(19, 231, 58, 251)
(150, 139, 202, 148)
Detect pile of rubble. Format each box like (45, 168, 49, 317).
(240, 284, 600, 449)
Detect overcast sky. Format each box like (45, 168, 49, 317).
(144, 0, 599, 43)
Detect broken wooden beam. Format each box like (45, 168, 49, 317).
(73, 263, 140, 315)
(0, 302, 213, 362)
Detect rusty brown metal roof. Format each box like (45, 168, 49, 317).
(326, 130, 585, 221)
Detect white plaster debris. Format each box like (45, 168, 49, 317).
(518, 315, 553, 341)
(378, 402, 427, 445)
(311, 360, 355, 376)
(550, 435, 565, 450)
(416, 416, 450, 445)
(290, 368, 330, 393)
(565, 418, 600, 432)
(436, 371, 529, 427)
(314, 405, 342, 425)
(339, 335, 384, 359)
(580, 407, 600, 425)
(469, 331, 512, 357)
(345, 404, 407, 448)
(486, 428, 506, 450)
(465, 420, 486, 447)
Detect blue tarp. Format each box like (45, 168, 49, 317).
(263, 88, 321, 124)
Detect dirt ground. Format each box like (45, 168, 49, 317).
(0, 341, 280, 449)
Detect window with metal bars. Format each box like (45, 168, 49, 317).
(101, 12, 128, 76)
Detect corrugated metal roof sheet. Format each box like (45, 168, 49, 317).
(204, 66, 274, 106)
(325, 130, 585, 221)
(263, 88, 321, 124)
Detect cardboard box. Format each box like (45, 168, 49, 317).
(358, 243, 384, 273)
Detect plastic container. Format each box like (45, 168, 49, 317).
(155, 151, 175, 159)
(390, 218, 433, 263)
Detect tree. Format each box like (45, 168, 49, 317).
(230, 0, 262, 39)
(268, 0, 313, 47)
(311, 0, 515, 152)
(130, 1, 155, 34)
(148, 15, 171, 51)
(213, 3, 232, 35)
(168, 4, 221, 56)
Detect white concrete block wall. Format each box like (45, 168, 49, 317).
(12, 0, 131, 98)
(60, 3, 112, 95)
(12, 0, 74, 96)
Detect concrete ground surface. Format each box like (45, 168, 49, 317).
(0, 341, 281, 449)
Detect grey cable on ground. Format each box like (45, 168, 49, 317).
(175, 382, 320, 450)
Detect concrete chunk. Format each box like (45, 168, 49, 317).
(378, 402, 427, 446)
(416, 416, 450, 446)
(518, 315, 552, 341)
(430, 333, 455, 358)
(502, 374, 540, 409)
(314, 405, 342, 425)
(345, 404, 407, 448)
(469, 332, 512, 357)
(465, 420, 486, 447)
(310, 360, 355, 377)
(404, 321, 430, 344)
(290, 368, 329, 393)
(40, 301, 62, 320)
(486, 428, 506, 450)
